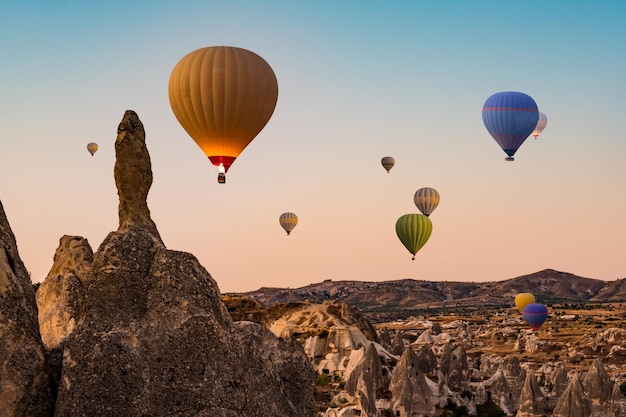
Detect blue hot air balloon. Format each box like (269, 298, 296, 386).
(482, 91, 539, 161)
(522, 303, 548, 330)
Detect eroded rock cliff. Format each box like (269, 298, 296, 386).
(35, 110, 315, 417)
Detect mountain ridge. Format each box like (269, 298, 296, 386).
(234, 268, 626, 321)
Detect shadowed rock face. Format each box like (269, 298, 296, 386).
(0, 201, 53, 417)
(36, 110, 315, 417)
(516, 371, 548, 417)
(552, 374, 592, 417)
(389, 347, 436, 417)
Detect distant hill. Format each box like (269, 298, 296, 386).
(232, 269, 626, 321)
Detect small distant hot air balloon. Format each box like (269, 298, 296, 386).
(279, 212, 298, 235)
(523, 303, 548, 330)
(532, 112, 548, 139)
(482, 91, 539, 161)
(395, 214, 432, 260)
(168, 46, 279, 184)
(515, 293, 535, 313)
(87, 142, 98, 156)
(413, 187, 440, 216)
(381, 156, 395, 173)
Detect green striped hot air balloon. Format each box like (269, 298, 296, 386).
(395, 213, 432, 260)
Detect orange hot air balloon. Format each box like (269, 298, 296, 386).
(168, 46, 279, 183)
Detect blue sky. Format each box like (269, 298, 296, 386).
(1, 1, 625, 292)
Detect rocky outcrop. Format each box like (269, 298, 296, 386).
(486, 369, 514, 415)
(441, 344, 470, 392)
(0, 201, 53, 417)
(582, 358, 613, 404)
(552, 374, 592, 417)
(36, 235, 91, 351)
(389, 347, 436, 417)
(582, 358, 625, 417)
(415, 344, 437, 375)
(343, 343, 384, 416)
(516, 371, 549, 417)
(36, 110, 315, 417)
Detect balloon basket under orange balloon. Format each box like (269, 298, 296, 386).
(217, 173, 226, 184)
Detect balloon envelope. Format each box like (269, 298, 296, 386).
(279, 212, 298, 235)
(413, 187, 440, 216)
(482, 91, 539, 160)
(515, 293, 535, 312)
(381, 156, 395, 173)
(168, 46, 278, 173)
(87, 142, 98, 156)
(532, 112, 548, 139)
(395, 214, 432, 260)
(523, 303, 548, 330)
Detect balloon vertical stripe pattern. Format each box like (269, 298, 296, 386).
(279, 212, 298, 235)
(169, 46, 278, 173)
(413, 187, 440, 216)
(87, 142, 98, 156)
(482, 91, 539, 160)
(395, 214, 432, 260)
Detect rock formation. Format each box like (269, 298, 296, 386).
(343, 343, 384, 416)
(516, 371, 549, 417)
(486, 369, 514, 415)
(0, 201, 53, 417)
(36, 235, 91, 351)
(389, 347, 436, 417)
(552, 374, 592, 417)
(35, 110, 315, 416)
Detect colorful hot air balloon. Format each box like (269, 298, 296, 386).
(413, 187, 440, 216)
(523, 303, 548, 330)
(279, 212, 298, 235)
(381, 156, 395, 173)
(168, 46, 279, 184)
(515, 293, 535, 313)
(482, 91, 539, 161)
(532, 112, 548, 139)
(87, 142, 98, 156)
(395, 214, 432, 260)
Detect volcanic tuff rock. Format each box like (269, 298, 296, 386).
(0, 201, 53, 417)
(552, 375, 592, 417)
(34, 110, 315, 417)
(389, 347, 436, 417)
(516, 371, 549, 417)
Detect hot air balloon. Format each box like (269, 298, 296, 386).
(413, 187, 440, 216)
(523, 303, 548, 330)
(168, 46, 279, 184)
(515, 293, 535, 313)
(482, 91, 539, 161)
(532, 112, 548, 139)
(279, 212, 298, 235)
(381, 156, 395, 173)
(87, 142, 98, 156)
(395, 214, 432, 260)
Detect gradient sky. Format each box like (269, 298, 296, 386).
(1, 1, 625, 293)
